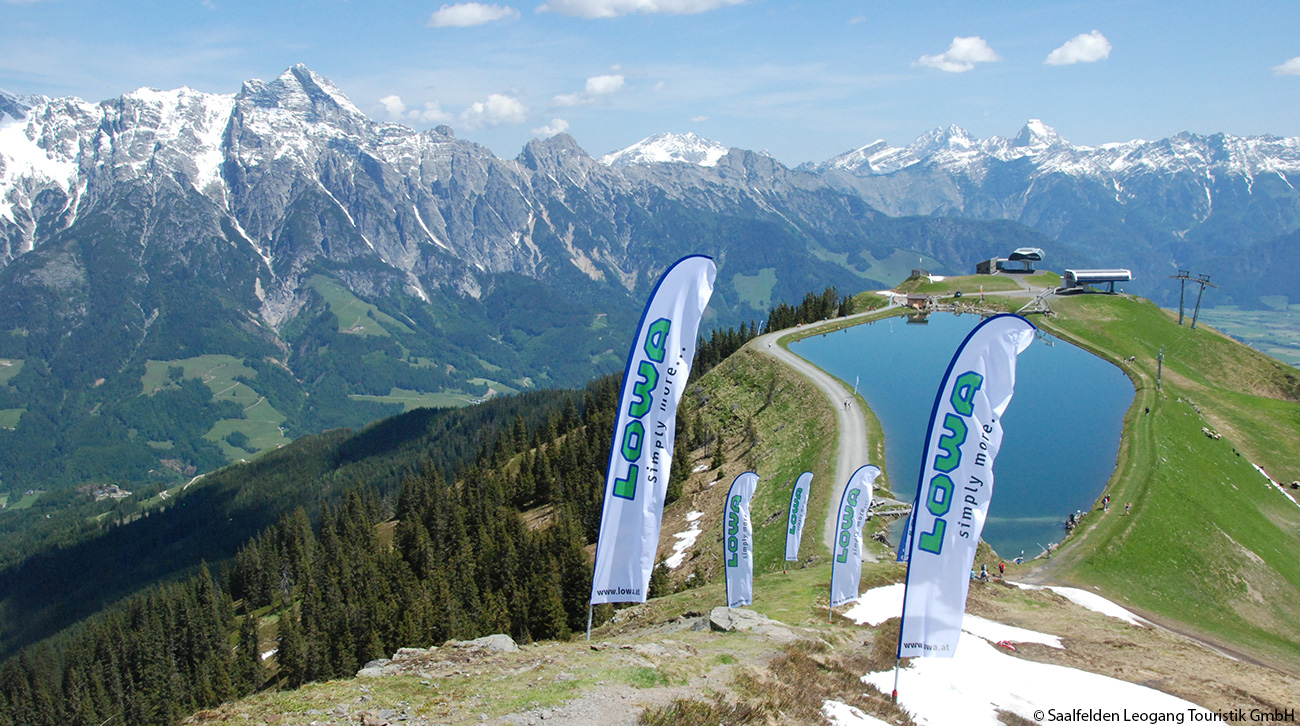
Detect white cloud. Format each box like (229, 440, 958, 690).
(378, 95, 452, 124)
(1045, 30, 1112, 66)
(690, 114, 709, 122)
(552, 92, 586, 107)
(409, 101, 453, 123)
(915, 36, 1000, 73)
(428, 2, 520, 27)
(553, 73, 625, 106)
(848, 15, 866, 25)
(585, 74, 625, 95)
(531, 118, 570, 136)
(538, 0, 744, 19)
(1273, 57, 1300, 76)
(460, 93, 528, 128)
(379, 94, 407, 118)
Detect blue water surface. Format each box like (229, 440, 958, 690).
(792, 312, 1133, 558)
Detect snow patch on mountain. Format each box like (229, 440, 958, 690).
(0, 114, 79, 223)
(600, 132, 729, 167)
(817, 120, 1300, 183)
(120, 87, 236, 193)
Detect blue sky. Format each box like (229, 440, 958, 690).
(3, 0, 1299, 166)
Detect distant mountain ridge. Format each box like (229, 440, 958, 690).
(802, 121, 1300, 305)
(603, 121, 1300, 307)
(599, 132, 731, 167)
(812, 119, 1300, 180)
(0, 66, 1051, 492)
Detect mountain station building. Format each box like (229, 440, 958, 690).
(976, 247, 1045, 274)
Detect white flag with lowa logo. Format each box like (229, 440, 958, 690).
(784, 471, 813, 562)
(590, 255, 716, 605)
(723, 471, 759, 607)
(829, 465, 880, 608)
(897, 313, 1035, 658)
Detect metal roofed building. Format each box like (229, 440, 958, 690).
(977, 247, 1045, 274)
(1062, 269, 1133, 293)
(1006, 247, 1045, 271)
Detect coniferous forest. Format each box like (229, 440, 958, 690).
(0, 288, 853, 726)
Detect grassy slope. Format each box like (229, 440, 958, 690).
(662, 346, 840, 586)
(1020, 292, 1300, 671)
(141, 354, 293, 457)
(894, 271, 1062, 296)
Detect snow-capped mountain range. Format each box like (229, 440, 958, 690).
(813, 119, 1300, 187)
(2, 64, 1299, 491)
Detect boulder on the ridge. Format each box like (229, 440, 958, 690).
(445, 633, 519, 653)
(708, 607, 797, 642)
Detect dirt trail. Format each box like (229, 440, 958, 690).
(753, 313, 880, 553)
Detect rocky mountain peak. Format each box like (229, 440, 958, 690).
(599, 132, 730, 168)
(237, 64, 367, 128)
(0, 90, 34, 122)
(1011, 119, 1064, 149)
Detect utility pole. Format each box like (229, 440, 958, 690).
(1190, 274, 1216, 330)
(1169, 271, 1191, 325)
(1157, 347, 1164, 391)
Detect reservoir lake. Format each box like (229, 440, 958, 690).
(792, 312, 1133, 558)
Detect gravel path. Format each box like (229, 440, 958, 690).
(752, 310, 883, 553)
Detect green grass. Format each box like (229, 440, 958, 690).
(137, 485, 185, 511)
(690, 348, 839, 569)
(468, 378, 520, 395)
(733, 268, 777, 311)
(0, 409, 23, 429)
(350, 378, 524, 412)
(806, 246, 943, 286)
(306, 275, 413, 337)
(896, 274, 1021, 295)
(141, 355, 296, 457)
(623, 666, 670, 688)
(7, 491, 41, 511)
(142, 354, 294, 458)
(204, 400, 290, 460)
(0, 359, 23, 386)
(141, 354, 261, 407)
(350, 388, 476, 411)
(860, 249, 945, 283)
(1037, 293, 1300, 671)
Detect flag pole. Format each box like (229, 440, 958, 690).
(892, 658, 901, 701)
(586, 604, 593, 642)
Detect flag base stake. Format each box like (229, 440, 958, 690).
(891, 658, 900, 701)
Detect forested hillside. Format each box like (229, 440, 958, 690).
(0, 287, 852, 725)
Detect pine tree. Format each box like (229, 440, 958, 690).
(236, 616, 263, 694)
(648, 563, 671, 599)
(276, 606, 307, 688)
